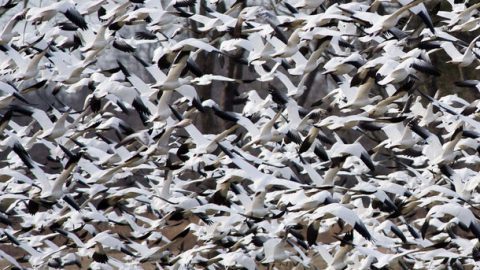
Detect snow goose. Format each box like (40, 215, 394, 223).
(421, 203, 480, 240)
(80, 18, 116, 62)
(0, 9, 27, 46)
(36, 153, 82, 205)
(271, 28, 303, 58)
(218, 143, 301, 192)
(316, 114, 374, 130)
(308, 203, 372, 241)
(450, 16, 480, 32)
(396, 0, 434, 33)
(2, 229, 66, 268)
(49, 50, 92, 84)
(134, 227, 192, 263)
(76, 0, 107, 15)
(79, 231, 138, 263)
(141, 118, 192, 156)
(7, 45, 49, 81)
(292, 0, 325, 10)
(152, 50, 191, 91)
(298, 126, 329, 161)
(376, 220, 408, 243)
(98, 0, 132, 22)
(322, 52, 365, 76)
(246, 33, 276, 64)
(188, 14, 222, 32)
(410, 96, 442, 126)
(245, 190, 268, 218)
(213, 250, 256, 270)
(242, 110, 284, 149)
(163, 38, 219, 56)
(261, 236, 292, 265)
(288, 40, 329, 75)
(26, 0, 87, 30)
(273, 70, 309, 98)
(377, 57, 438, 85)
(354, 242, 448, 269)
(0, 81, 29, 109)
(326, 231, 356, 270)
(9, 105, 73, 140)
(440, 1, 480, 27)
(377, 122, 418, 150)
(337, 75, 381, 110)
(169, 105, 238, 156)
(408, 119, 463, 165)
(351, 0, 425, 34)
(440, 35, 480, 68)
(455, 79, 480, 92)
(329, 133, 375, 172)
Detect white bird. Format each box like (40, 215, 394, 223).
(329, 134, 376, 172)
(80, 19, 115, 62)
(348, 0, 424, 35)
(219, 142, 301, 192)
(308, 203, 373, 241)
(27, 0, 87, 30)
(421, 203, 480, 240)
(338, 76, 381, 110)
(0, 9, 26, 46)
(271, 28, 303, 58)
(293, 0, 325, 10)
(408, 120, 464, 165)
(7, 46, 49, 81)
(152, 51, 191, 91)
(262, 237, 291, 264)
(440, 35, 480, 67)
(377, 122, 418, 150)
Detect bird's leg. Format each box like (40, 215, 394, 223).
(458, 66, 465, 81)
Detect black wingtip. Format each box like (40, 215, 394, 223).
(173, 0, 196, 8)
(120, 247, 138, 257)
(354, 222, 372, 241)
(421, 218, 429, 239)
(360, 152, 375, 172)
(59, 144, 75, 160)
(406, 224, 420, 239)
(63, 195, 81, 211)
(455, 80, 479, 88)
(218, 143, 234, 158)
(172, 227, 190, 241)
(12, 142, 34, 169)
(4, 231, 20, 246)
(314, 144, 329, 161)
(113, 40, 136, 53)
(117, 60, 130, 77)
(306, 222, 319, 246)
(417, 11, 435, 34)
(212, 106, 239, 123)
(135, 31, 157, 40)
(64, 8, 88, 30)
(268, 87, 288, 106)
(284, 2, 298, 14)
(92, 252, 108, 263)
(298, 136, 312, 154)
(470, 223, 480, 240)
(390, 224, 407, 243)
(169, 105, 184, 121)
(407, 118, 430, 140)
(411, 62, 440, 77)
(65, 151, 82, 169)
